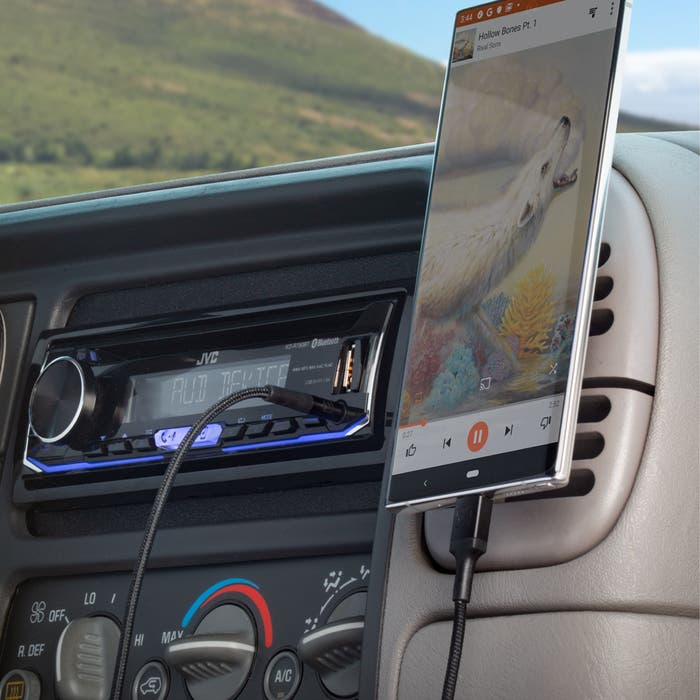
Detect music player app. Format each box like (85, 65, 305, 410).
(391, 0, 620, 487)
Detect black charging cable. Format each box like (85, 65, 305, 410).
(110, 384, 365, 699)
(441, 493, 493, 700)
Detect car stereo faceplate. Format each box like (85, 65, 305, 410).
(18, 294, 399, 498)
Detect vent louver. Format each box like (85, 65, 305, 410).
(589, 309, 614, 336)
(594, 275, 614, 302)
(577, 394, 611, 422)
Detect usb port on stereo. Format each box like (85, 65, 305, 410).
(333, 338, 366, 394)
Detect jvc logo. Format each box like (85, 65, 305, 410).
(196, 351, 219, 366)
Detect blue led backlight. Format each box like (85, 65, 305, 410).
(26, 418, 367, 474)
(27, 454, 165, 474)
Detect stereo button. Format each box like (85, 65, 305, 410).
(302, 416, 327, 433)
(35, 444, 67, 462)
(83, 444, 107, 458)
(246, 422, 272, 439)
(132, 436, 155, 452)
(222, 425, 247, 442)
(107, 440, 132, 455)
(65, 447, 89, 461)
(272, 418, 297, 435)
(155, 424, 223, 450)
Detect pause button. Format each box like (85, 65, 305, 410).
(467, 421, 489, 452)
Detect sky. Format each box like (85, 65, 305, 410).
(322, 0, 700, 126)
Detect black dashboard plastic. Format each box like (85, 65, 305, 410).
(0, 146, 434, 698)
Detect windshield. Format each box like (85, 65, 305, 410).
(1, 0, 698, 207)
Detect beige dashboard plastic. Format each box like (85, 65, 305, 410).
(376, 133, 699, 700)
(398, 612, 699, 699)
(584, 170, 659, 385)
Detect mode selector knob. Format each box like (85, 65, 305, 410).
(165, 604, 256, 700)
(298, 590, 366, 698)
(29, 356, 97, 448)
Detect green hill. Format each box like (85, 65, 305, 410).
(1, 2, 681, 206)
(0, 0, 444, 203)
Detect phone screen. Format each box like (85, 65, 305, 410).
(388, 0, 629, 506)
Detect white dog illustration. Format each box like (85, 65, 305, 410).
(419, 116, 577, 359)
(438, 58, 583, 183)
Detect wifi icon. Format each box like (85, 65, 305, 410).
(589, 6, 598, 17)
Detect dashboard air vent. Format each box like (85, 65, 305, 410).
(424, 169, 659, 570)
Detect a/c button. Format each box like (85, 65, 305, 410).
(264, 650, 302, 700)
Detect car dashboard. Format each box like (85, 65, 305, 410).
(0, 133, 698, 699)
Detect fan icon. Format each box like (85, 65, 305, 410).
(30, 600, 46, 624)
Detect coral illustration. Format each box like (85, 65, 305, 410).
(484, 348, 512, 383)
(500, 265, 556, 357)
(482, 292, 510, 330)
(426, 345, 479, 410)
(405, 318, 455, 397)
(550, 311, 576, 355)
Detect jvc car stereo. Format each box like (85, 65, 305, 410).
(20, 294, 397, 494)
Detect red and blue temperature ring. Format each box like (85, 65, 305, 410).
(181, 578, 273, 648)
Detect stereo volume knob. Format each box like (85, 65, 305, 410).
(29, 356, 97, 447)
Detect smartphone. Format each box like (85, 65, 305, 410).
(387, 0, 631, 508)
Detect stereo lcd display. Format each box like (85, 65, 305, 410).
(388, 0, 629, 506)
(127, 355, 291, 422)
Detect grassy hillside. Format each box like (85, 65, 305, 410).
(0, 0, 443, 204)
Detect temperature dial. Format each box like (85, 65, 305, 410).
(166, 604, 256, 700)
(28, 356, 97, 447)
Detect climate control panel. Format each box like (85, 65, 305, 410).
(0, 555, 370, 699)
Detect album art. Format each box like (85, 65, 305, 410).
(401, 32, 611, 425)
